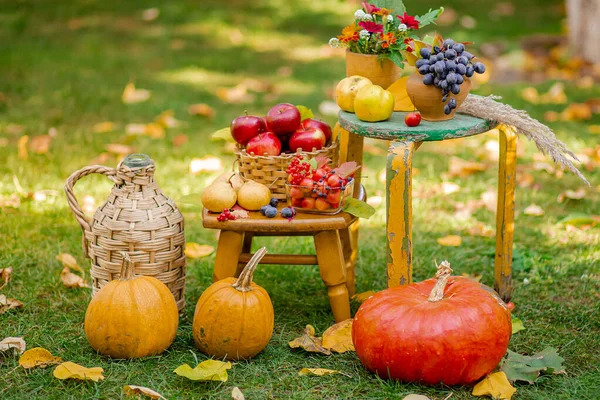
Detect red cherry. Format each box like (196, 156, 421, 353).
(404, 112, 422, 127)
(506, 301, 515, 311)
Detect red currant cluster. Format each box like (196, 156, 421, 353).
(286, 155, 312, 185)
(216, 208, 236, 222)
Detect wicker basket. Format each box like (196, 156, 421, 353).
(235, 141, 339, 200)
(64, 154, 186, 311)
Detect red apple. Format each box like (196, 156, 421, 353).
(301, 118, 332, 141)
(315, 198, 330, 211)
(289, 186, 304, 199)
(301, 197, 316, 209)
(299, 178, 314, 194)
(266, 103, 301, 136)
(291, 198, 303, 207)
(326, 189, 341, 204)
(289, 127, 326, 152)
(246, 132, 281, 156)
(231, 114, 266, 145)
(312, 168, 328, 182)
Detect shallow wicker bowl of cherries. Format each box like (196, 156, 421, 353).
(285, 155, 357, 214)
(416, 39, 486, 115)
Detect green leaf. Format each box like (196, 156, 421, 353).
(511, 317, 526, 334)
(296, 105, 314, 121)
(173, 360, 232, 382)
(387, 51, 405, 69)
(343, 198, 376, 219)
(372, 0, 406, 15)
(178, 193, 204, 207)
(416, 7, 444, 28)
(559, 213, 598, 227)
(500, 348, 565, 384)
(211, 127, 234, 142)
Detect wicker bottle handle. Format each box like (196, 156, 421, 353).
(64, 165, 121, 257)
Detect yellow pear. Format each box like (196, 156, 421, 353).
(214, 172, 244, 192)
(336, 75, 372, 113)
(201, 182, 237, 212)
(237, 180, 271, 211)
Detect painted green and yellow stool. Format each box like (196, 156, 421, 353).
(338, 111, 516, 301)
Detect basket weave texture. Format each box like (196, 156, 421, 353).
(64, 157, 186, 311)
(235, 141, 339, 200)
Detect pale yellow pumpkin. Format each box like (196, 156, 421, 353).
(193, 247, 274, 360)
(84, 252, 179, 359)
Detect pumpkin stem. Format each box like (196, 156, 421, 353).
(119, 251, 137, 281)
(427, 260, 453, 302)
(233, 247, 267, 292)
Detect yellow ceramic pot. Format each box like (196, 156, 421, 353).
(345, 50, 402, 89)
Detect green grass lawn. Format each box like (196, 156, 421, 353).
(1, 0, 599, 399)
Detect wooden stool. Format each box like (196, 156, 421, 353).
(202, 186, 365, 323)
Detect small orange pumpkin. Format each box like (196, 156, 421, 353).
(84, 252, 179, 359)
(193, 247, 274, 360)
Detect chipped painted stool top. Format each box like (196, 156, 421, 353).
(338, 111, 496, 142)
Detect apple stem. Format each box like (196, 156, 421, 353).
(244, 110, 248, 117)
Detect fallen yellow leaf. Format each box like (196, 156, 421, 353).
(93, 121, 116, 133)
(560, 103, 592, 121)
(524, 204, 545, 216)
(0, 267, 12, 289)
(402, 395, 432, 400)
(189, 156, 223, 175)
(56, 253, 85, 277)
(387, 76, 414, 111)
(19, 347, 62, 369)
(105, 143, 136, 156)
(29, 135, 52, 154)
(123, 385, 166, 399)
(322, 319, 354, 353)
(351, 291, 377, 303)
(466, 222, 494, 238)
(289, 325, 331, 355)
(185, 243, 215, 259)
(122, 82, 151, 104)
(0, 337, 26, 355)
(173, 134, 189, 147)
(216, 84, 254, 104)
(539, 82, 567, 104)
(472, 371, 516, 399)
(155, 110, 180, 128)
(173, 359, 232, 382)
(53, 361, 104, 382)
(437, 235, 462, 247)
(0, 294, 23, 314)
(188, 103, 216, 119)
(232, 387, 245, 400)
(557, 188, 586, 203)
(544, 111, 559, 122)
(60, 266, 90, 288)
(588, 125, 600, 135)
(18, 135, 29, 160)
(447, 157, 488, 178)
(298, 368, 340, 376)
(126, 123, 166, 139)
(521, 87, 539, 104)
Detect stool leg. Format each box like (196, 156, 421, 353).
(386, 141, 418, 287)
(338, 126, 364, 198)
(213, 230, 244, 282)
(339, 227, 356, 296)
(314, 230, 351, 322)
(495, 125, 517, 302)
(236, 233, 254, 277)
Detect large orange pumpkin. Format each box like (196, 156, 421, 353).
(84, 252, 179, 359)
(193, 247, 274, 360)
(352, 261, 512, 385)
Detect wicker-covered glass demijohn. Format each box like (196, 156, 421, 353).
(64, 154, 186, 311)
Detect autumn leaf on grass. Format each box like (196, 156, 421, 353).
(174, 359, 232, 382)
(298, 368, 342, 377)
(123, 385, 167, 399)
(447, 157, 488, 178)
(53, 361, 104, 382)
(231, 387, 245, 400)
(511, 318, 526, 334)
(216, 84, 254, 104)
(351, 291, 378, 303)
(60, 266, 90, 288)
(559, 213, 600, 228)
(188, 103, 216, 119)
(0, 267, 12, 289)
(122, 82, 151, 104)
(189, 156, 223, 175)
(402, 395, 432, 400)
(185, 243, 215, 259)
(173, 134, 189, 147)
(322, 319, 354, 353)
(0, 337, 26, 355)
(387, 76, 414, 111)
(29, 135, 52, 154)
(524, 204, 545, 216)
(18, 135, 29, 160)
(105, 143, 136, 157)
(289, 325, 331, 355)
(560, 103, 592, 121)
(155, 110, 181, 128)
(56, 253, 85, 277)
(521, 87, 539, 104)
(437, 235, 462, 247)
(126, 123, 166, 139)
(472, 371, 516, 400)
(466, 222, 494, 238)
(500, 348, 565, 384)
(19, 347, 62, 369)
(93, 121, 116, 133)
(557, 188, 586, 203)
(0, 294, 23, 314)
(588, 125, 600, 135)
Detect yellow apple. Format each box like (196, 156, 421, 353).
(354, 84, 395, 122)
(335, 76, 372, 112)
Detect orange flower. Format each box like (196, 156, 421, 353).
(379, 32, 397, 49)
(338, 22, 360, 43)
(373, 7, 394, 17)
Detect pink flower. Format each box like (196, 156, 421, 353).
(361, 2, 381, 14)
(397, 12, 419, 30)
(358, 21, 383, 34)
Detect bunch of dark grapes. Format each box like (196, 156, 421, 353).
(416, 39, 486, 115)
